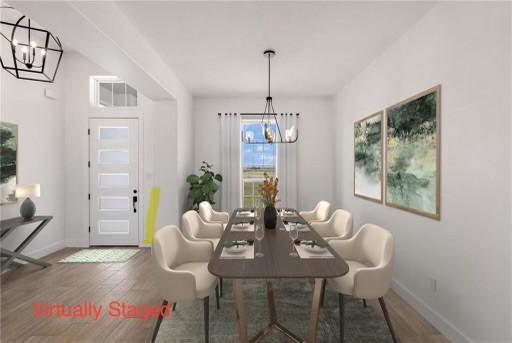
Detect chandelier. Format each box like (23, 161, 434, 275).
(0, 6, 63, 82)
(241, 50, 298, 144)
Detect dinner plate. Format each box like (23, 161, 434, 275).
(224, 245, 248, 254)
(302, 244, 328, 254)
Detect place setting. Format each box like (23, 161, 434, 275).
(278, 208, 298, 220)
(220, 239, 255, 259)
(230, 220, 255, 232)
(293, 239, 334, 259)
(282, 220, 310, 232)
(236, 209, 255, 218)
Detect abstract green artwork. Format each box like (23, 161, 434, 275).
(0, 122, 18, 205)
(386, 86, 440, 219)
(354, 111, 383, 202)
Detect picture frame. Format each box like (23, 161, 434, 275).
(354, 111, 383, 203)
(385, 85, 441, 220)
(0, 121, 18, 205)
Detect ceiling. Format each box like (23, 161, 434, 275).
(117, 1, 435, 97)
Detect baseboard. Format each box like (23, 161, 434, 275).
(391, 279, 473, 343)
(65, 239, 89, 248)
(25, 240, 66, 259)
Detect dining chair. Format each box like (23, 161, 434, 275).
(310, 209, 353, 241)
(198, 201, 229, 225)
(327, 224, 398, 343)
(151, 225, 219, 343)
(182, 210, 224, 250)
(299, 200, 331, 223)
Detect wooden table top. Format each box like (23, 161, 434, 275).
(0, 216, 53, 233)
(208, 208, 349, 279)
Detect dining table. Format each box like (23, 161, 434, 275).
(208, 208, 349, 343)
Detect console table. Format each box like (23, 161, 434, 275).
(0, 216, 53, 271)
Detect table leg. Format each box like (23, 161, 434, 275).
(233, 279, 249, 343)
(266, 280, 277, 322)
(306, 278, 323, 343)
(1, 218, 52, 270)
(251, 281, 303, 343)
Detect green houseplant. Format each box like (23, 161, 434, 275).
(186, 161, 223, 209)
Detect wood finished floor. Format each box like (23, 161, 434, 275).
(1, 248, 450, 343)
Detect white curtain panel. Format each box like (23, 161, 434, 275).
(219, 113, 241, 213)
(277, 114, 298, 208)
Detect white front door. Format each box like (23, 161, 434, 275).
(89, 118, 139, 246)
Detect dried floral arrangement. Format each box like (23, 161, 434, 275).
(260, 173, 279, 207)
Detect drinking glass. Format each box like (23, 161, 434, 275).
(255, 224, 264, 258)
(288, 222, 298, 257)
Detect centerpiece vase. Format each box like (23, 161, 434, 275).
(263, 205, 277, 230)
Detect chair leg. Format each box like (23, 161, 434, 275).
(379, 297, 399, 343)
(172, 302, 176, 311)
(320, 279, 326, 307)
(151, 300, 168, 343)
(204, 296, 210, 343)
(215, 284, 220, 309)
(338, 294, 344, 343)
(362, 299, 367, 308)
(220, 277, 224, 297)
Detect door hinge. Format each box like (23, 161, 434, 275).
(88, 226, 91, 232)
(88, 161, 90, 168)
(88, 193, 90, 200)
(88, 128, 90, 135)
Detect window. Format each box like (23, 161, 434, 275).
(90, 76, 138, 107)
(241, 121, 277, 208)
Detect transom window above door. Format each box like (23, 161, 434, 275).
(90, 76, 138, 107)
(241, 121, 277, 208)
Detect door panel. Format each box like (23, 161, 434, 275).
(89, 118, 139, 245)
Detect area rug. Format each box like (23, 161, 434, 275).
(156, 279, 393, 343)
(58, 248, 140, 263)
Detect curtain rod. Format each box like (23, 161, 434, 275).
(217, 113, 300, 116)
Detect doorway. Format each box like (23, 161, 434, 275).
(89, 118, 139, 245)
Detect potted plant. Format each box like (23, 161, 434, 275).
(186, 161, 223, 210)
(259, 173, 279, 229)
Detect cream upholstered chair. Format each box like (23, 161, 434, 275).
(327, 224, 398, 343)
(151, 225, 219, 343)
(310, 209, 353, 241)
(299, 200, 331, 223)
(182, 210, 225, 297)
(199, 201, 229, 225)
(182, 210, 224, 250)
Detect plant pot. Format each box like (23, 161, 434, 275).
(264, 205, 277, 230)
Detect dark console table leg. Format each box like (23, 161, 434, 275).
(1, 218, 52, 271)
(1, 248, 51, 268)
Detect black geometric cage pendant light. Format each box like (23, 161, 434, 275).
(0, 5, 63, 82)
(241, 49, 298, 144)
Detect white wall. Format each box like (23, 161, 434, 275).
(176, 95, 194, 216)
(335, 2, 511, 342)
(193, 97, 336, 211)
(0, 62, 66, 258)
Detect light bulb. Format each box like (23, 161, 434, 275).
(21, 46, 28, 53)
(40, 49, 46, 56)
(30, 41, 37, 48)
(12, 39, 18, 46)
